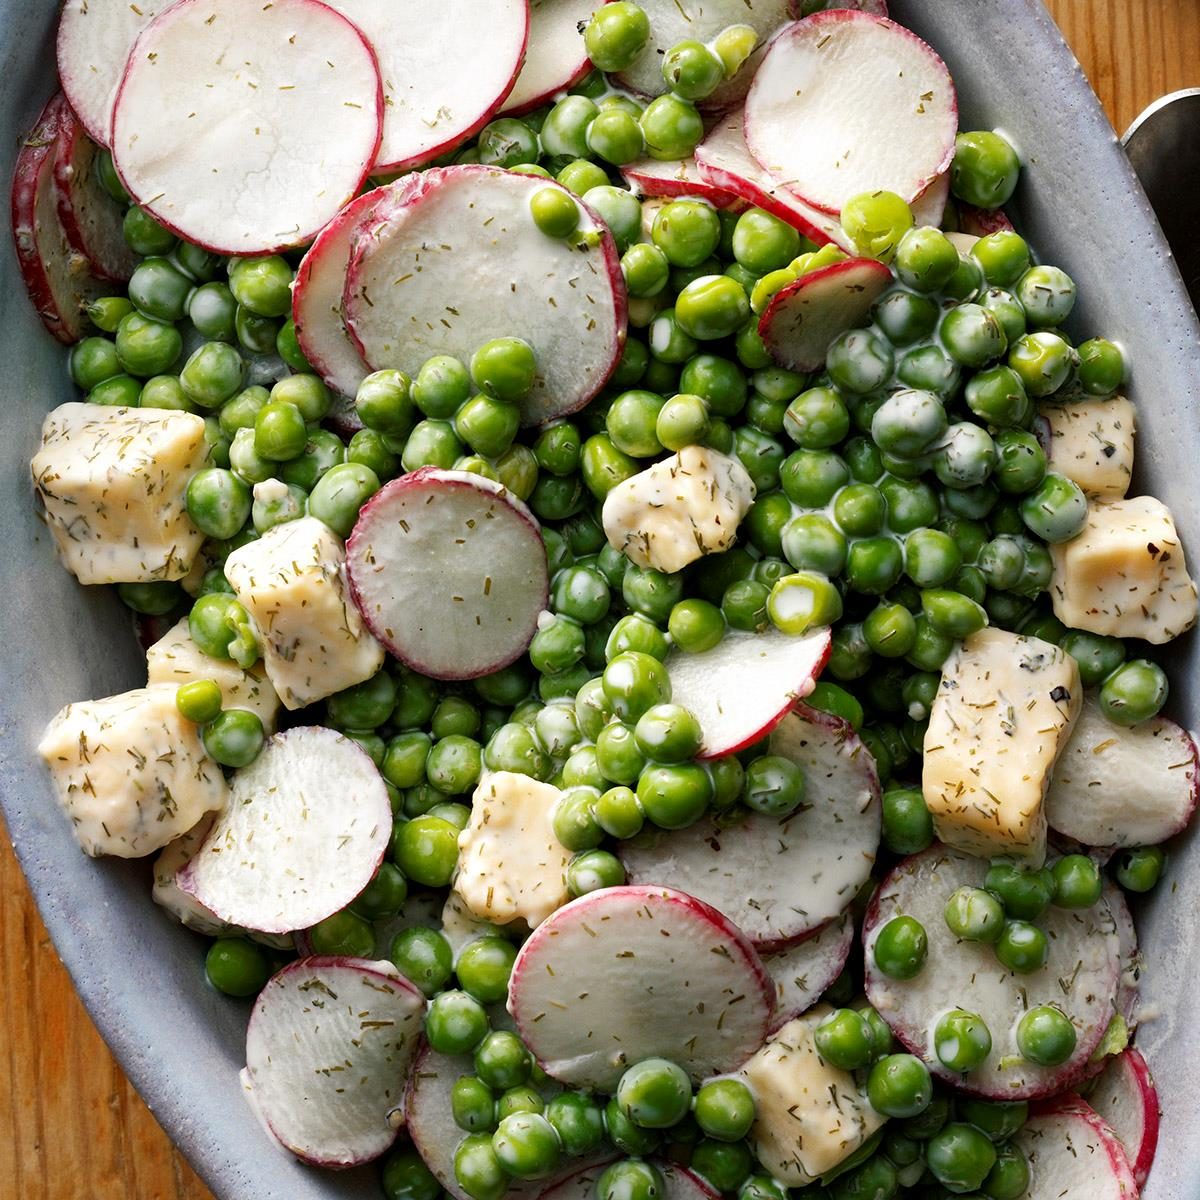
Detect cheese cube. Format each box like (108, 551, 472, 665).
(739, 1005, 886, 1186)
(224, 516, 385, 710)
(38, 684, 228, 858)
(146, 617, 281, 732)
(602, 445, 756, 574)
(454, 771, 572, 928)
(30, 402, 207, 584)
(1049, 496, 1198, 644)
(923, 627, 1081, 865)
(1040, 396, 1135, 499)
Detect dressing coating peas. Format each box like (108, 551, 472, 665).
(867, 1053, 933, 1119)
(634, 703, 702, 763)
(205, 937, 270, 997)
(1019, 471, 1087, 543)
(694, 1079, 755, 1142)
(640, 94, 704, 161)
(783, 386, 850, 449)
(544, 1093, 604, 1157)
(894, 226, 959, 292)
(470, 338, 537, 403)
(584, 2, 650, 71)
(1115, 845, 1166, 893)
(587, 108, 646, 166)
(1008, 330, 1076, 397)
(934, 1009, 992, 1073)
(382, 1148, 443, 1200)
(454, 1133, 507, 1200)
(492, 1112, 561, 1181)
(1016, 264, 1076, 328)
(115, 312, 182, 377)
(598, 1160, 665, 1200)
(871, 388, 948, 458)
(202, 709, 264, 768)
(814, 1008, 875, 1071)
(742, 754, 806, 818)
(952, 131, 1020, 208)
(874, 288, 940, 345)
(994, 920, 1048, 974)
(873, 916, 928, 980)
(185, 468, 251, 539)
(637, 763, 712, 829)
(780, 513, 847, 576)
(840, 190, 914, 261)
(882, 786, 935, 855)
(1016, 1005, 1076, 1066)
(944, 886, 1005, 942)
(675, 275, 750, 341)
(1077, 337, 1125, 395)
(971, 230, 1031, 287)
(616, 1058, 691, 1129)
(176, 679, 223, 725)
(128, 256, 191, 322)
(1099, 659, 1168, 726)
(926, 1122, 998, 1194)
(584, 186, 643, 254)
(308, 462, 380, 537)
(690, 1139, 754, 1193)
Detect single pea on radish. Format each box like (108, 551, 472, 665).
(1086, 1048, 1160, 1189)
(345, 469, 549, 681)
(241, 956, 425, 1167)
(1013, 1097, 1140, 1200)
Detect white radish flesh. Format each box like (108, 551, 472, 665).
(56, 0, 168, 146)
(52, 103, 138, 282)
(292, 189, 380, 400)
(111, 0, 383, 254)
(1015, 1098, 1140, 1200)
(911, 170, 950, 228)
(177, 727, 392, 934)
(863, 845, 1121, 1100)
(762, 913, 854, 1030)
(322, 0, 529, 171)
(664, 626, 832, 758)
(1104, 880, 1141, 1032)
(622, 707, 879, 949)
(759, 258, 894, 373)
(345, 469, 549, 681)
(1044, 696, 1199, 848)
(243, 957, 425, 1167)
(508, 885, 773, 1090)
(1087, 1048, 1160, 1188)
(503, 0, 599, 116)
(788, 1, 888, 14)
(622, 157, 744, 208)
(344, 166, 626, 427)
(744, 11, 957, 214)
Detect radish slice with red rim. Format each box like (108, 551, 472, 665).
(292, 189, 380, 401)
(1103, 879, 1141, 1033)
(1015, 1096, 1140, 1200)
(758, 258, 894, 373)
(788, 1, 887, 14)
(177, 727, 392, 934)
(111, 0, 383, 255)
(346, 468, 549, 681)
(539, 1161, 718, 1200)
(663, 625, 832, 758)
(863, 845, 1121, 1100)
(911, 170, 951, 228)
(621, 706, 879, 949)
(1087, 1048, 1160, 1188)
(744, 11, 957, 215)
(52, 103, 137, 283)
(343, 166, 626, 428)
(508, 885, 773, 1090)
(959, 203, 1016, 236)
(242, 956, 425, 1167)
(762, 913, 855, 1031)
(622, 156, 745, 207)
(321, 0, 529, 171)
(502, 0, 599, 117)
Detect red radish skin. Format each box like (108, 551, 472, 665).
(1087, 1048, 1160, 1188)
(762, 913, 854, 1031)
(863, 845, 1122, 1100)
(321, 0, 529, 172)
(502, 0, 600, 117)
(1103, 880, 1142, 1032)
(52, 104, 137, 283)
(10, 93, 104, 344)
(1017, 1096, 1141, 1200)
(744, 11, 957, 215)
(911, 170, 951, 229)
(346, 468, 550, 681)
(508, 885, 774, 1090)
(343, 166, 626, 427)
(622, 157, 746, 208)
(243, 956, 425, 1167)
(759, 258, 894, 373)
(665, 626, 832, 759)
(110, 0, 384, 255)
(292, 189, 381, 400)
(959, 203, 1016, 236)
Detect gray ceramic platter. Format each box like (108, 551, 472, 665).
(2, 2, 1198, 1196)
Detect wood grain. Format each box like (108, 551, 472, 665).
(2, 5, 1198, 1198)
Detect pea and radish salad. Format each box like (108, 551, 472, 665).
(16, 1, 1198, 1198)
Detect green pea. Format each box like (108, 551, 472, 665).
(268, 374, 330, 424)
(382, 1148, 443, 1200)
(1016, 264, 1076, 328)
(87, 372, 142, 407)
(926, 1122, 998, 1194)
(566, 848, 626, 896)
(897, 343, 961, 396)
(473, 116, 539, 168)
(424, 990, 490, 1057)
(827, 328, 895, 394)
(814, 1008, 875, 1071)
(87, 296, 135, 335)
(307, 462, 379, 537)
(894, 226, 959, 293)
(388, 926, 453, 998)
(454, 1133, 507, 1200)
(675, 274, 750, 341)
(991, 429, 1046, 496)
(581, 433, 639, 499)
(309, 907, 374, 957)
(583, 2, 650, 72)
(545, 1092, 605, 1157)
(871, 388, 948, 458)
(841, 190, 914, 261)
(227, 255, 292, 318)
(616, 1057, 692, 1130)
(274, 318, 311, 374)
(1077, 337, 1125, 395)
(409, 355, 469, 419)
(741, 754, 805, 818)
(690, 1139, 754, 1194)
(234, 306, 281, 354)
(680, 354, 747, 416)
(1016, 1005, 1076, 1066)
(557, 158, 609, 196)
(652, 200, 721, 269)
(70, 335, 122, 390)
(952, 130, 1020, 208)
(185, 467, 251, 539)
(943, 885, 1004, 943)
(180, 341, 245, 409)
(598, 1160, 665, 1200)
(584, 186, 644, 255)
(250, 400, 305, 462)
(1019, 471, 1087, 543)
(530, 186, 581, 239)
(123, 207, 175, 256)
(469, 337, 537, 403)
(994, 919, 1049, 974)
(867, 1053, 933, 1119)
(934, 1008, 992, 1073)
(585, 107, 646, 165)
(202, 708, 264, 768)
(659, 37, 724, 100)
(981, 1143, 1030, 1200)
(204, 937, 270, 997)
(874, 288, 940, 345)
(1008, 330, 1077, 397)
(872, 915, 928, 981)
(186, 281, 236, 342)
(970, 230, 1031, 288)
(1099, 658, 1168, 726)
(637, 762, 712, 829)
(455, 936, 518, 1006)
(1051, 854, 1103, 909)
(474, 1030, 532, 1092)
(189, 593, 259, 666)
(692, 1079, 755, 1143)
(846, 536, 904, 596)
(861, 602, 914, 658)
(640, 93, 704, 160)
(1115, 845, 1166, 893)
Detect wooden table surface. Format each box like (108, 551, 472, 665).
(3, 4, 1199, 1198)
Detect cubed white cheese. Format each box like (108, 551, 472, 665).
(739, 1005, 886, 1186)
(30, 402, 208, 585)
(454, 771, 572, 928)
(224, 516, 385, 710)
(923, 627, 1081, 865)
(602, 445, 756, 574)
(38, 684, 228, 858)
(1049, 496, 1198, 644)
(1040, 396, 1135, 499)
(146, 617, 281, 732)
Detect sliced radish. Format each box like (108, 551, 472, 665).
(345, 468, 549, 681)
(622, 157, 744, 208)
(761, 913, 854, 1031)
(55, 0, 169, 147)
(243, 957, 425, 1167)
(1087, 1049, 1160, 1188)
(177, 727, 392, 934)
(959, 203, 1015, 236)
(788, 1, 888, 14)
(744, 11, 957, 214)
(508, 885, 773, 1090)
(759, 258, 894, 373)
(10, 94, 104, 344)
(343, 166, 626, 427)
(911, 170, 950, 229)
(694, 113, 852, 248)
(1044, 696, 1199, 848)
(1104, 880, 1141, 1032)
(663, 626, 832, 758)
(1015, 1097, 1140, 1200)
(52, 103, 137, 283)
(503, 0, 599, 116)
(110, 0, 383, 255)
(863, 846, 1121, 1100)
(621, 707, 879, 949)
(539, 1161, 718, 1200)
(292, 189, 380, 400)
(321, 0, 528, 172)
